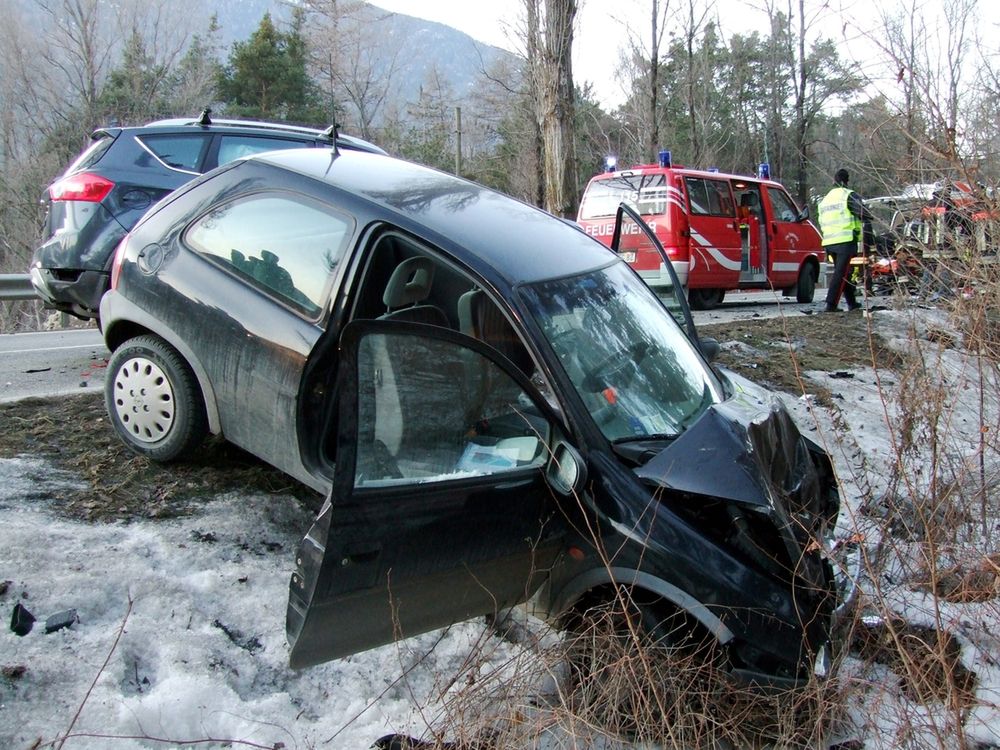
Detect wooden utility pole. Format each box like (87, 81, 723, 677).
(454, 106, 462, 176)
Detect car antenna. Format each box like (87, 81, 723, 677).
(197, 108, 212, 126)
(323, 123, 340, 157)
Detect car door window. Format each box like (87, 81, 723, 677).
(685, 177, 734, 216)
(136, 134, 211, 172)
(217, 135, 311, 166)
(184, 192, 353, 318)
(354, 329, 548, 488)
(766, 187, 800, 222)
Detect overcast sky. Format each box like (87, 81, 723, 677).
(368, 0, 998, 117)
(368, 0, 862, 109)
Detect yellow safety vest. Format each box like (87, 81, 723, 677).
(818, 187, 861, 247)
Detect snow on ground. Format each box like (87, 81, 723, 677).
(0, 475, 524, 749)
(2, 305, 999, 749)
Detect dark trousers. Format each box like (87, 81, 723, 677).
(825, 243, 858, 310)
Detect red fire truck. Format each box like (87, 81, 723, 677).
(576, 153, 825, 309)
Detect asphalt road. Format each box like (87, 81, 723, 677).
(0, 326, 107, 403)
(0, 290, 818, 404)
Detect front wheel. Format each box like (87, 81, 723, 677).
(795, 264, 817, 303)
(105, 335, 207, 462)
(564, 589, 724, 736)
(688, 287, 725, 310)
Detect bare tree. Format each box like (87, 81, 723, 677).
(845, 0, 981, 182)
(300, 0, 400, 139)
(615, 0, 673, 160)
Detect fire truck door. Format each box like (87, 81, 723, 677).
(737, 189, 767, 281)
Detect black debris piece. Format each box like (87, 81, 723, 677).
(44, 609, 79, 633)
(10, 603, 35, 636)
(212, 619, 263, 654)
(373, 736, 454, 750)
(829, 371, 855, 379)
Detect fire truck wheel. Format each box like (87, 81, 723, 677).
(795, 265, 816, 303)
(688, 288, 725, 310)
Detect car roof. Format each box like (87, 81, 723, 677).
(252, 149, 614, 286)
(93, 118, 386, 155)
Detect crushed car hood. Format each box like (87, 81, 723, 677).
(635, 384, 826, 518)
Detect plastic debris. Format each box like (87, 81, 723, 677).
(44, 609, 79, 633)
(10, 603, 35, 636)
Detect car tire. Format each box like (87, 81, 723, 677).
(105, 335, 207, 462)
(688, 288, 725, 310)
(795, 264, 816, 303)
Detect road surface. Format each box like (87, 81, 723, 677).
(0, 291, 818, 404)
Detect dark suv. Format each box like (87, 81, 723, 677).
(30, 111, 383, 319)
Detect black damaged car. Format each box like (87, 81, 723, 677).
(99, 145, 845, 685)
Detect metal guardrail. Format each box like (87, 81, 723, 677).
(0, 274, 37, 301)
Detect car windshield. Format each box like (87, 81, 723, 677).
(521, 262, 721, 443)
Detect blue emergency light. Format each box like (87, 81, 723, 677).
(605, 156, 617, 173)
(758, 162, 770, 179)
(708, 167, 719, 173)
(659, 149, 672, 168)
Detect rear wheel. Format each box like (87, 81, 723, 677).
(688, 287, 725, 310)
(795, 264, 816, 303)
(105, 335, 207, 462)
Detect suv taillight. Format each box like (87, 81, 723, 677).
(50, 172, 115, 202)
(110, 237, 129, 290)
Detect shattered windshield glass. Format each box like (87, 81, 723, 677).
(521, 262, 721, 444)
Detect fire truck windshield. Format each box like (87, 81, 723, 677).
(521, 262, 721, 444)
(579, 173, 668, 219)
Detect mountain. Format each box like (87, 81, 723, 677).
(11, 0, 521, 120)
(207, 0, 521, 109)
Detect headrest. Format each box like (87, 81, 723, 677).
(382, 257, 436, 309)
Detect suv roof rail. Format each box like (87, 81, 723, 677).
(143, 116, 332, 137)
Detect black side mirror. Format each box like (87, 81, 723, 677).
(546, 442, 587, 497)
(795, 206, 811, 222)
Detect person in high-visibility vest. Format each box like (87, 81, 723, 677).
(818, 168, 872, 312)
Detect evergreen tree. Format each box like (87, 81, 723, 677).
(98, 30, 169, 124)
(217, 11, 323, 123)
(168, 14, 223, 116)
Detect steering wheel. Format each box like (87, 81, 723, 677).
(581, 351, 639, 392)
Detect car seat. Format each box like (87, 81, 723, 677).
(457, 288, 533, 375)
(378, 256, 448, 326)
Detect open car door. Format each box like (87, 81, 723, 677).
(612, 203, 701, 348)
(287, 320, 570, 668)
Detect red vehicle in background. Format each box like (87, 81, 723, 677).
(576, 152, 825, 309)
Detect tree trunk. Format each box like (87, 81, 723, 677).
(528, 0, 578, 217)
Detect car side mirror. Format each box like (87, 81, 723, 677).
(546, 442, 587, 497)
(699, 336, 720, 363)
(795, 206, 810, 222)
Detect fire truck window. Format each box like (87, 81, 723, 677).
(685, 177, 734, 217)
(579, 173, 668, 219)
(766, 187, 800, 222)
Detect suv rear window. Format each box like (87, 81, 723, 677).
(67, 134, 116, 173)
(217, 135, 311, 166)
(137, 134, 211, 172)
